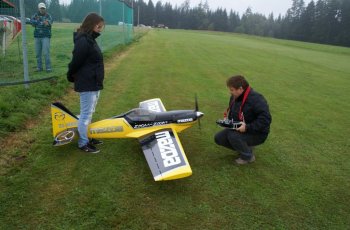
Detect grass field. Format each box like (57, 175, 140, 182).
(0, 23, 145, 137)
(0, 23, 135, 83)
(1, 28, 350, 229)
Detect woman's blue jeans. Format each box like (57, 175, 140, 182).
(78, 91, 100, 147)
(34, 37, 51, 70)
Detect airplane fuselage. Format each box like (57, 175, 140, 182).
(88, 109, 203, 139)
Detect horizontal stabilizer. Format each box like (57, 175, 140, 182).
(139, 128, 192, 181)
(51, 102, 79, 142)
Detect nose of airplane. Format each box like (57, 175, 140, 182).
(196, 111, 204, 118)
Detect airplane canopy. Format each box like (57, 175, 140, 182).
(125, 108, 156, 121)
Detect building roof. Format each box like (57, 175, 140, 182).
(0, 0, 15, 9)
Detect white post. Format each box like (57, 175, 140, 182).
(99, 0, 102, 16)
(122, 1, 125, 44)
(138, 4, 140, 26)
(131, 0, 133, 26)
(19, 0, 29, 88)
(2, 32, 6, 56)
(99, 0, 103, 50)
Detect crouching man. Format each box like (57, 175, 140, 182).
(214, 75, 272, 165)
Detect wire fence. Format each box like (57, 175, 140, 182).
(0, 0, 138, 87)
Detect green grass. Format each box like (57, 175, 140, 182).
(0, 23, 147, 138)
(1, 29, 350, 229)
(0, 23, 137, 82)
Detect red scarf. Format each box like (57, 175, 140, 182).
(224, 86, 251, 121)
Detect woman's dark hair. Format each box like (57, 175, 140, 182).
(226, 75, 249, 90)
(77, 13, 104, 34)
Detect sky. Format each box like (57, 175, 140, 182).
(59, 0, 312, 17)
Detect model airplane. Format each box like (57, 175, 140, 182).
(51, 98, 204, 181)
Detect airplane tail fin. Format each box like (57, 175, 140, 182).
(51, 102, 79, 146)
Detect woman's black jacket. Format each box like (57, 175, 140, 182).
(67, 32, 104, 92)
(228, 88, 272, 135)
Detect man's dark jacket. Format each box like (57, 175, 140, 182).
(31, 12, 53, 38)
(228, 88, 271, 134)
(67, 32, 104, 92)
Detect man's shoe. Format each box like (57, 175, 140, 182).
(79, 143, 100, 153)
(46, 69, 52, 72)
(35, 68, 43, 72)
(235, 155, 255, 165)
(89, 139, 103, 145)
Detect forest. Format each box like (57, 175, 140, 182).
(3, 0, 350, 47)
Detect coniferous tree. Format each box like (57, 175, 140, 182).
(135, 0, 148, 26)
(144, 0, 155, 26)
(312, 0, 328, 43)
(68, 0, 86, 23)
(212, 8, 228, 31)
(26, 0, 40, 16)
(56, 0, 350, 47)
(299, 0, 315, 41)
(155, 1, 163, 25)
(273, 14, 283, 38)
(228, 10, 240, 32)
(48, 0, 61, 22)
(163, 2, 174, 28)
(338, 0, 350, 46)
(265, 13, 275, 37)
(287, 0, 306, 40)
(326, 0, 342, 44)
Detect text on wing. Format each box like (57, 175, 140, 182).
(155, 131, 182, 167)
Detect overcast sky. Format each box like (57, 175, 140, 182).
(59, 0, 312, 17)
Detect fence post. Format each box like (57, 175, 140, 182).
(123, 1, 125, 44)
(19, 0, 29, 89)
(99, 0, 102, 50)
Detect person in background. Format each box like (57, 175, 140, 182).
(67, 13, 105, 153)
(214, 75, 272, 165)
(31, 2, 53, 72)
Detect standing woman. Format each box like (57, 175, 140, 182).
(67, 13, 105, 153)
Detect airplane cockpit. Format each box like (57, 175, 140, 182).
(121, 108, 157, 122)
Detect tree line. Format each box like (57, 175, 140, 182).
(5, 0, 350, 47)
(128, 0, 349, 47)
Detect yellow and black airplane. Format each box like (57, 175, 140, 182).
(51, 98, 204, 181)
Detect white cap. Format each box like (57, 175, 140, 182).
(38, 3, 46, 9)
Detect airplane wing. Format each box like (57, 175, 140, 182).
(139, 98, 166, 112)
(138, 128, 192, 181)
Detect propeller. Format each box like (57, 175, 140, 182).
(194, 93, 204, 129)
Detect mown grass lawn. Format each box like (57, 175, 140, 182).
(0, 29, 349, 229)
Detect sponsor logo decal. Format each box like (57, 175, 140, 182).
(134, 121, 168, 129)
(90, 126, 123, 134)
(54, 112, 65, 121)
(155, 131, 181, 167)
(177, 118, 193, 123)
(134, 123, 153, 129)
(147, 101, 162, 112)
(58, 122, 78, 128)
(54, 130, 75, 146)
